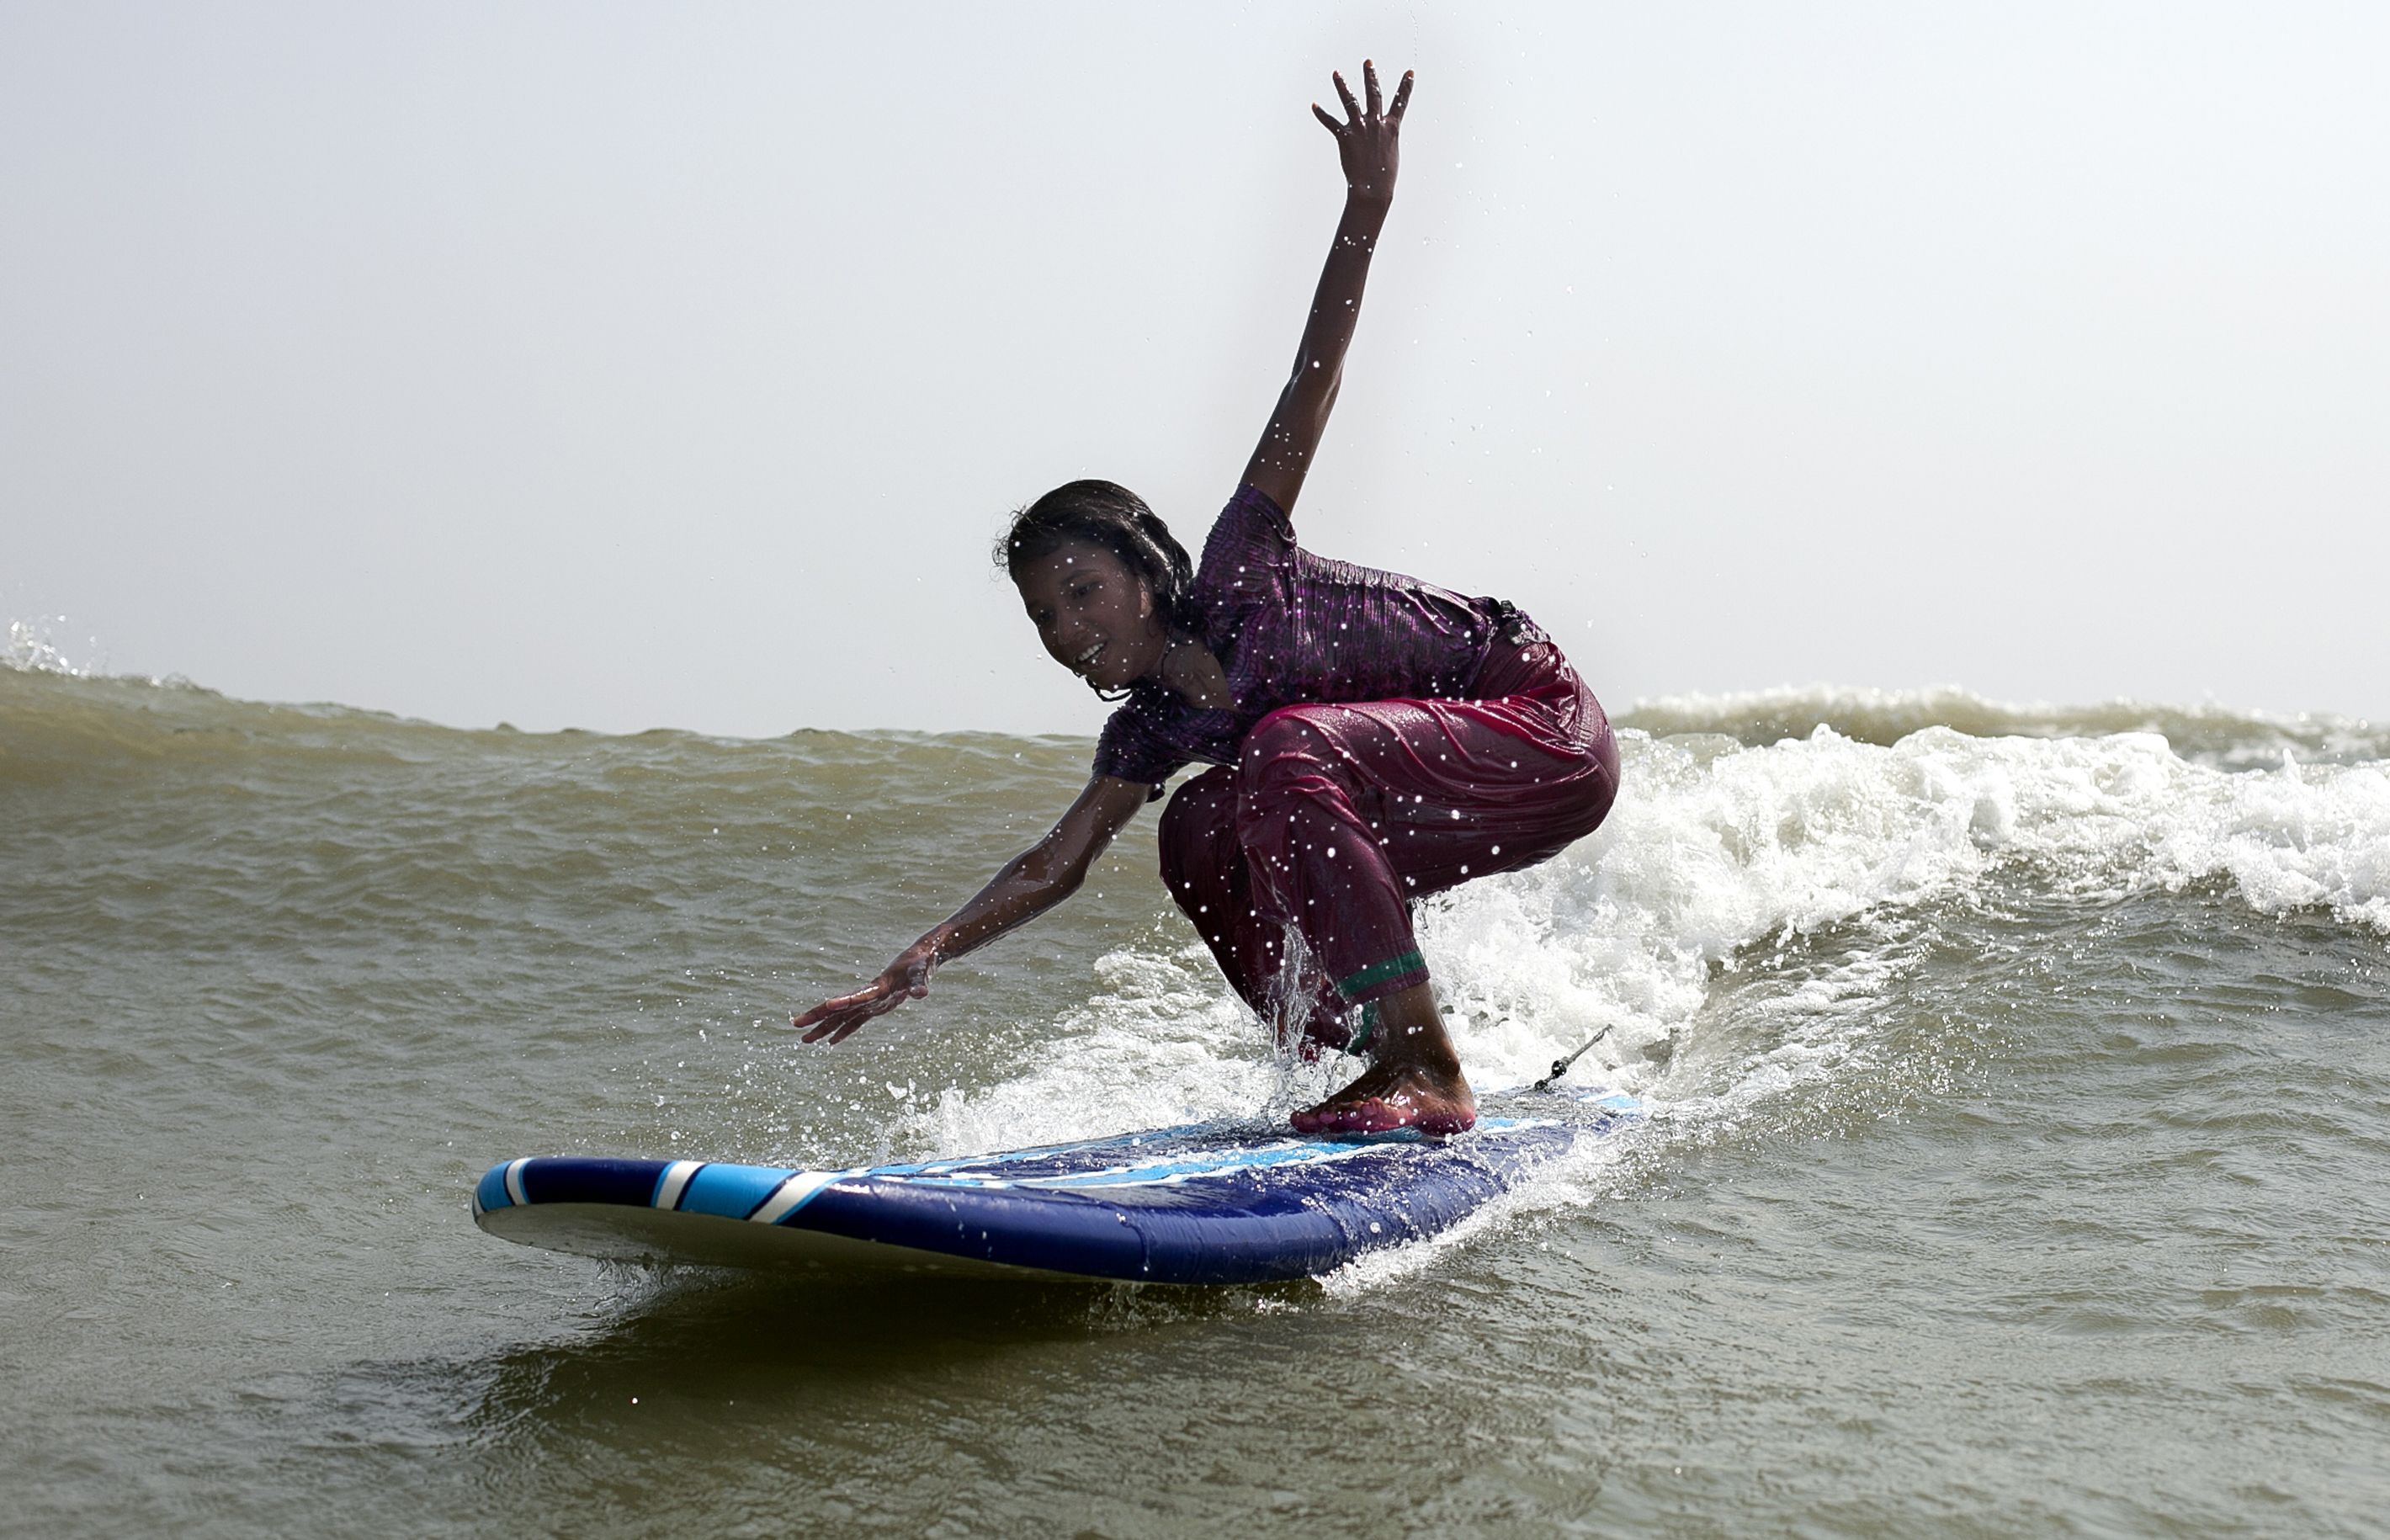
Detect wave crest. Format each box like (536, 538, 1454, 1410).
(1621, 684, 2390, 768)
(3, 617, 97, 677)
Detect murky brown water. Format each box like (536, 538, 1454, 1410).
(6, 666, 2387, 1535)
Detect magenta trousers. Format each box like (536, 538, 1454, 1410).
(1156, 640, 1621, 1051)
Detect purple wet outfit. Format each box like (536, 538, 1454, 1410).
(1093, 486, 1620, 1048)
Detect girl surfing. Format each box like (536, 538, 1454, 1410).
(794, 62, 1621, 1135)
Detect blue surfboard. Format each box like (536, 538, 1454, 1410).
(472, 1092, 1638, 1286)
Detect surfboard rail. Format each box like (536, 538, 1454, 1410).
(473, 1098, 1639, 1286)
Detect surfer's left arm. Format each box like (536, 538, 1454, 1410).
(1240, 60, 1411, 519)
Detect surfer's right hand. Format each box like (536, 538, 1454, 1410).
(793, 943, 933, 1044)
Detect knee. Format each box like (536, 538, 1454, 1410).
(1236, 708, 1338, 805)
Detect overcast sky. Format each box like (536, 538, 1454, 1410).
(7, 2, 2385, 735)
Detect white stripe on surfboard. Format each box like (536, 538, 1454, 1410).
(503, 1157, 531, 1208)
(749, 1170, 843, 1224)
(653, 1160, 702, 1210)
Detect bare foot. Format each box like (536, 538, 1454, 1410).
(1292, 1055, 1476, 1137)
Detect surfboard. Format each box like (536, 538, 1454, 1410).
(472, 1091, 1638, 1286)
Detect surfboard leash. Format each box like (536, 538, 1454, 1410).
(1531, 1025, 1612, 1091)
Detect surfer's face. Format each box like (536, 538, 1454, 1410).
(1015, 541, 1166, 692)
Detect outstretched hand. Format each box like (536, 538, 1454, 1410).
(792, 942, 934, 1044)
(1312, 60, 1411, 202)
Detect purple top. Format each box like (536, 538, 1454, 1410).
(1093, 486, 1511, 793)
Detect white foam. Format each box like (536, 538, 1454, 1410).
(1315, 1123, 1654, 1297)
(905, 724, 2390, 1164)
(3, 617, 91, 676)
(891, 942, 1330, 1160)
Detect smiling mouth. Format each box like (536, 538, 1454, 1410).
(1075, 641, 1106, 672)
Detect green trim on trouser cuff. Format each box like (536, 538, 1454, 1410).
(1336, 948, 1427, 1001)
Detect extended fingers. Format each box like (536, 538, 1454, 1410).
(794, 987, 874, 1036)
(1330, 61, 1410, 128)
(1332, 69, 1362, 123)
(804, 1006, 875, 1043)
(796, 978, 921, 1041)
(794, 989, 867, 1026)
(1311, 101, 1342, 135)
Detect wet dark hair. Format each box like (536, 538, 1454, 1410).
(996, 480, 1198, 635)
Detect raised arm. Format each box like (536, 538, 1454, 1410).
(792, 774, 1151, 1043)
(1240, 61, 1414, 516)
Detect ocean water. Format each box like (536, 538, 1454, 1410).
(4, 645, 2387, 1537)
